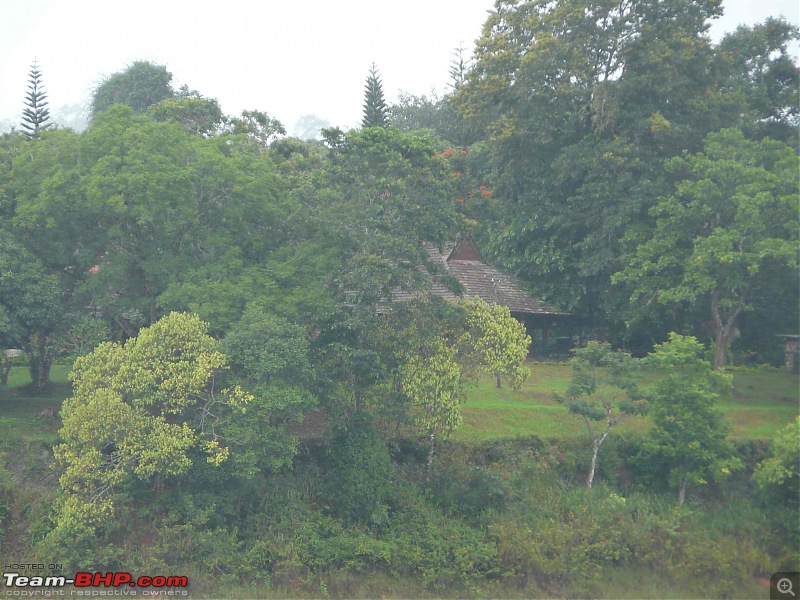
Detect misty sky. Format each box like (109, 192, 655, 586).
(1, 0, 798, 135)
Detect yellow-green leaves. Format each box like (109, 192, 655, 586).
(55, 312, 251, 527)
(458, 298, 531, 389)
(394, 298, 531, 449)
(401, 337, 463, 438)
(753, 417, 800, 490)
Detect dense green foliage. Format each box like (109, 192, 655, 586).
(615, 129, 799, 368)
(452, 0, 798, 353)
(0, 2, 797, 596)
(0, 231, 61, 387)
(0, 358, 797, 597)
(53, 313, 251, 532)
(639, 333, 741, 503)
(91, 61, 175, 118)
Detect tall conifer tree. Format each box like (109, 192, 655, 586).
(361, 63, 388, 128)
(21, 60, 52, 139)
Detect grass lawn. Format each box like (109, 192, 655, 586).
(1, 362, 797, 446)
(0, 364, 72, 452)
(454, 362, 799, 443)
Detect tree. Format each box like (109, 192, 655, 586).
(53, 312, 251, 526)
(614, 129, 799, 369)
(11, 105, 294, 338)
(90, 61, 174, 118)
(308, 126, 464, 422)
(362, 63, 388, 128)
(391, 298, 531, 470)
(12, 107, 199, 334)
(149, 88, 224, 137)
(718, 17, 800, 143)
(641, 333, 739, 504)
(448, 46, 471, 92)
(292, 114, 330, 141)
(221, 309, 316, 474)
(554, 342, 645, 488)
(455, 0, 732, 339)
(21, 60, 52, 140)
(753, 417, 800, 509)
(387, 91, 444, 132)
(457, 298, 531, 388)
(327, 412, 394, 525)
(312, 126, 461, 263)
(401, 334, 462, 471)
(0, 130, 25, 222)
(0, 231, 61, 387)
(224, 110, 286, 153)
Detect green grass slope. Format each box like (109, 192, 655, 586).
(455, 362, 799, 443)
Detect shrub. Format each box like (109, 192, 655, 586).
(326, 413, 393, 526)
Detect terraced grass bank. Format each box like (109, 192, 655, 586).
(457, 362, 798, 442)
(0, 362, 797, 599)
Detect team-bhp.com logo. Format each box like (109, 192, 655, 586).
(2, 572, 189, 597)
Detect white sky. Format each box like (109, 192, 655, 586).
(1, 0, 798, 134)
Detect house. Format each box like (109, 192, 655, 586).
(392, 237, 580, 358)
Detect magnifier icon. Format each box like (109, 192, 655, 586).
(778, 578, 796, 597)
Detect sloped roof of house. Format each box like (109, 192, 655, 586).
(391, 238, 566, 316)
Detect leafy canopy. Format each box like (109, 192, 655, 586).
(554, 342, 645, 487)
(455, 0, 733, 340)
(221, 309, 316, 474)
(614, 128, 799, 368)
(54, 312, 251, 524)
(641, 333, 740, 503)
(91, 61, 174, 118)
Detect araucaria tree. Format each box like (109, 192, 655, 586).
(362, 63, 388, 128)
(21, 60, 52, 139)
(555, 342, 646, 488)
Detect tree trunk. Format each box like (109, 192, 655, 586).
(0, 356, 10, 385)
(587, 440, 600, 488)
(34, 332, 52, 388)
(712, 319, 741, 371)
(26, 332, 52, 388)
(38, 354, 52, 388)
(495, 373, 502, 388)
(710, 290, 743, 371)
(678, 477, 687, 506)
(426, 431, 436, 479)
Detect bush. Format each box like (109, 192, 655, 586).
(383, 486, 497, 590)
(326, 413, 393, 526)
(427, 448, 506, 518)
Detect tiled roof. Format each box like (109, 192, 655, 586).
(389, 240, 566, 315)
(446, 260, 563, 314)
